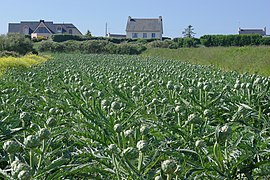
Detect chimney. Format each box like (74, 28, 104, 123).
(128, 16, 131, 22)
(159, 16, 162, 21)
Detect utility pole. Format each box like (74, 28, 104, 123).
(105, 23, 108, 37)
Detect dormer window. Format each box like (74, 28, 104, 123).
(68, 29, 72, 34)
(23, 26, 29, 35)
(57, 26, 62, 33)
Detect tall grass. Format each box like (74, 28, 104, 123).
(0, 54, 49, 76)
(142, 46, 270, 76)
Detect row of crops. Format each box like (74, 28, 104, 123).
(0, 53, 269, 179)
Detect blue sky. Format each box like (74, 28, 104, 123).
(0, 0, 269, 38)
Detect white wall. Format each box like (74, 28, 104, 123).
(126, 32, 162, 40)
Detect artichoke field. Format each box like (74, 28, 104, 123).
(0, 53, 269, 179)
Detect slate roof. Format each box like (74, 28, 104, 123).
(126, 16, 163, 33)
(8, 20, 82, 35)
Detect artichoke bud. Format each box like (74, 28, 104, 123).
(140, 125, 149, 135)
(38, 128, 51, 140)
(113, 124, 122, 133)
(46, 117, 57, 127)
(195, 140, 204, 148)
(111, 101, 121, 111)
(155, 176, 163, 180)
(175, 106, 181, 113)
(203, 109, 211, 116)
(161, 159, 177, 174)
(101, 99, 110, 107)
(3, 140, 21, 154)
(166, 82, 174, 90)
(122, 147, 139, 160)
(20, 112, 31, 127)
(24, 135, 40, 148)
(151, 98, 158, 105)
(161, 98, 168, 104)
(17, 170, 32, 180)
(124, 129, 134, 137)
(218, 124, 232, 141)
(108, 144, 119, 154)
(136, 140, 148, 152)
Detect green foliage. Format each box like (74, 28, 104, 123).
(182, 25, 196, 38)
(148, 40, 178, 49)
(173, 38, 200, 48)
(200, 34, 263, 47)
(260, 37, 270, 45)
(114, 43, 147, 55)
(0, 51, 20, 58)
(81, 40, 110, 54)
(37, 40, 147, 55)
(51, 34, 83, 42)
(85, 30, 92, 38)
(0, 34, 33, 55)
(0, 53, 269, 179)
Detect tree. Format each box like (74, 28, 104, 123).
(182, 25, 196, 38)
(85, 30, 92, 38)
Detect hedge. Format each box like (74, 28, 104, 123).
(37, 40, 146, 55)
(200, 34, 263, 47)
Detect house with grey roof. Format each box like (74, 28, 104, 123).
(238, 27, 266, 36)
(126, 16, 163, 40)
(8, 20, 82, 38)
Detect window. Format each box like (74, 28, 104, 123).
(37, 27, 50, 33)
(151, 33, 156, 38)
(132, 33, 138, 38)
(143, 33, 147, 38)
(69, 29, 73, 34)
(57, 26, 62, 33)
(23, 26, 29, 35)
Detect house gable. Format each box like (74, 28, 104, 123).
(33, 21, 53, 34)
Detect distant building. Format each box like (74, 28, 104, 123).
(126, 16, 163, 40)
(8, 20, 82, 38)
(238, 27, 266, 36)
(107, 33, 126, 39)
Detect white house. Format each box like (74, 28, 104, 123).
(238, 27, 266, 36)
(126, 16, 163, 40)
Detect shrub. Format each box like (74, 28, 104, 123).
(38, 41, 54, 52)
(115, 43, 147, 55)
(0, 34, 33, 55)
(200, 34, 263, 47)
(183, 38, 200, 48)
(37, 39, 147, 55)
(260, 37, 270, 45)
(148, 40, 178, 49)
(51, 34, 83, 42)
(105, 43, 118, 54)
(0, 51, 20, 57)
(62, 41, 81, 52)
(81, 40, 110, 54)
(51, 43, 65, 53)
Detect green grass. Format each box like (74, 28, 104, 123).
(142, 46, 270, 76)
